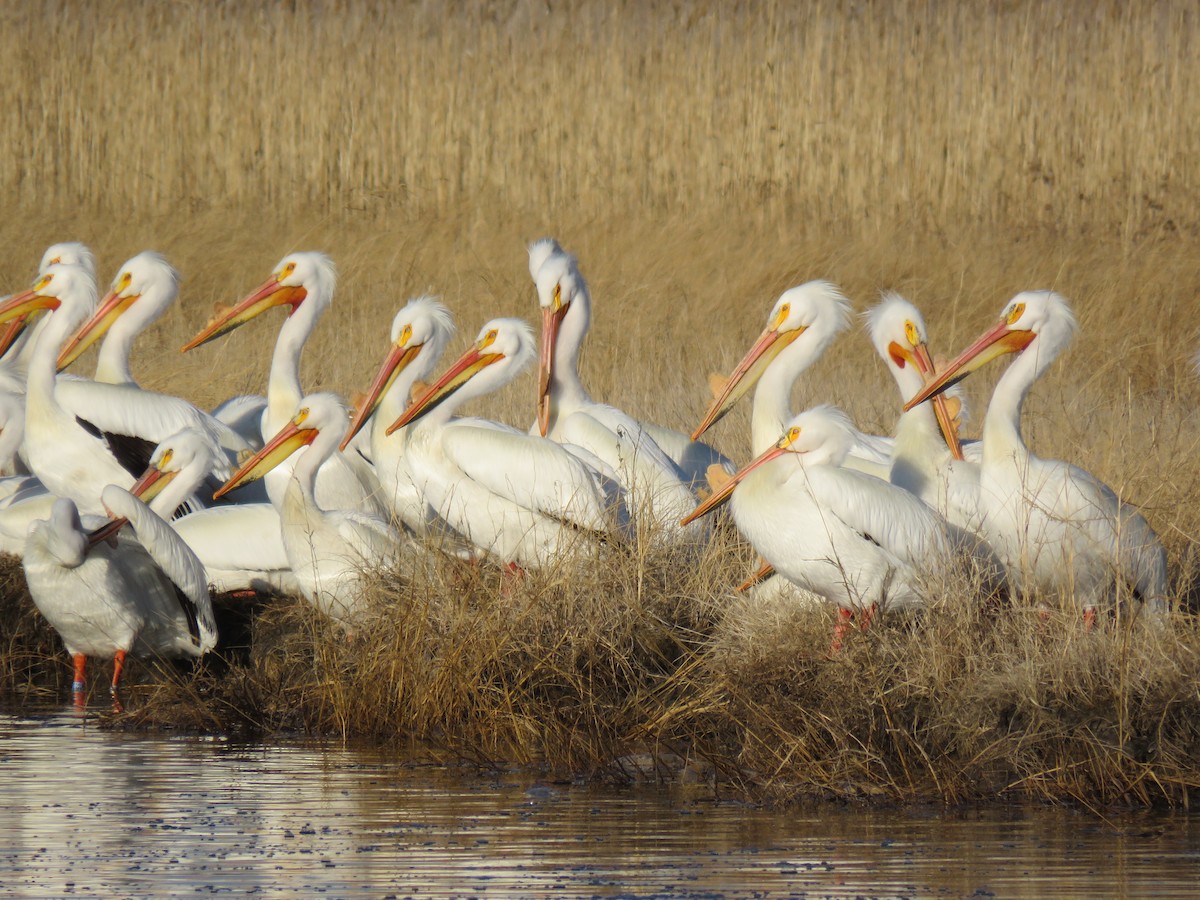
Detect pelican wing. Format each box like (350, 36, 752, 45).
(440, 419, 614, 533)
(801, 466, 950, 565)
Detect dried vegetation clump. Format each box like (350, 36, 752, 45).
(1, 1, 1200, 807)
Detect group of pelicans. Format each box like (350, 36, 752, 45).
(0, 238, 1170, 699)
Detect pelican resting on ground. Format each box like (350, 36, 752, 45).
(217, 393, 400, 625)
(529, 239, 707, 537)
(385, 317, 628, 568)
(905, 290, 1168, 623)
(22, 486, 216, 698)
(683, 406, 978, 649)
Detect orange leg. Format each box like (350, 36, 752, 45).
(830, 608, 854, 654)
(72, 654, 87, 694)
(858, 603, 879, 632)
(1083, 606, 1097, 632)
(110, 649, 127, 695)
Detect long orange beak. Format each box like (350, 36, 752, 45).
(0, 315, 32, 360)
(680, 442, 789, 526)
(692, 324, 807, 440)
(904, 340, 965, 461)
(385, 343, 502, 435)
(214, 418, 318, 498)
(0, 286, 62, 324)
(537, 301, 570, 436)
(180, 276, 307, 352)
(904, 318, 1036, 411)
(128, 463, 174, 506)
(57, 288, 138, 371)
(87, 517, 128, 548)
(340, 342, 423, 451)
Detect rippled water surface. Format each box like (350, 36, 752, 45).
(1, 707, 1198, 898)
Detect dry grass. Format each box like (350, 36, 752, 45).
(1, 0, 1200, 807)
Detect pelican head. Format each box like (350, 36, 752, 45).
(692, 280, 850, 439)
(528, 237, 564, 281)
(682, 405, 856, 525)
(39, 243, 96, 281)
(865, 292, 964, 459)
(387, 317, 535, 434)
(181, 251, 335, 352)
(0, 264, 96, 327)
(904, 290, 1079, 411)
(341, 295, 456, 449)
(33, 498, 89, 564)
(58, 251, 179, 372)
(131, 427, 231, 506)
(216, 392, 348, 498)
(532, 245, 589, 435)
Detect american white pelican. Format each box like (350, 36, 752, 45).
(216, 394, 399, 624)
(0, 265, 252, 517)
(56, 251, 178, 385)
(385, 318, 627, 568)
(692, 281, 893, 475)
(339, 296, 459, 538)
(130, 428, 297, 595)
(865, 293, 983, 532)
(683, 406, 965, 647)
(181, 252, 384, 515)
(905, 291, 1168, 621)
(530, 239, 735, 492)
(22, 486, 216, 698)
(530, 239, 707, 535)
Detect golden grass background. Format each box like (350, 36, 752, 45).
(2, 0, 1200, 804)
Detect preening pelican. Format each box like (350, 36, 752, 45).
(217, 394, 399, 624)
(340, 296, 459, 538)
(683, 406, 964, 646)
(130, 428, 297, 595)
(22, 486, 216, 697)
(57, 251, 178, 385)
(905, 291, 1168, 621)
(692, 281, 893, 476)
(865, 293, 982, 532)
(530, 238, 734, 492)
(181, 252, 384, 516)
(530, 239, 706, 535)
(385, 317, 627, 568)
(0, 265, 252, 517)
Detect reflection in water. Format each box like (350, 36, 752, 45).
(0, 707, 1197, 897)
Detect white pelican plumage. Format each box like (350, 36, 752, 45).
(129, 428, 297, 595)
(692, 281, 893, 475)
(530, 239, 706, 535)
(385, 317, 626, 568)
(0, 265, 252, 517)
(865, 293, 982, 532)
(340, 296, 458, 538)
(56, 251, 178, 386)
(217, 394, 399, 624)
(22, 485, 216, 698)
(905, 291, 1168, 622)
(683, 406, 965, 647)
(181, 252, 384, 515)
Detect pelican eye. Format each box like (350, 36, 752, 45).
(48, 256, 61, 266)
(34, 274, 52, 291)
(400, 323, 413, 345)
(295, 407, 310, 425)
(781, 425, 801, 447)
(904, 320, 920, 346)
(159, 449, 174, 469)
(480, 329, 498, 348)
(552, 283, 562, 310)
(279, 262, 296, 280)
(1006, 302, 1026, 325)
(117, 272, 133, 293)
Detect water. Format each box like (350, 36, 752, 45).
(0, 708, 1197, 898)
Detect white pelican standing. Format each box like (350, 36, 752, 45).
(683, 406, 964, 648)
(216, 394, 399, 624)
(181, 253, 383, 515)
(0, 266, 252, 517)
(129, 428, 297, 595)
(530, 239, 706, 535)
(339, 296, 459, 538)
(385, 318, 627, 568)
(22, 485, 216, 698)
(905, 291, 1168, 622)
(864, 293, 983, 532)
